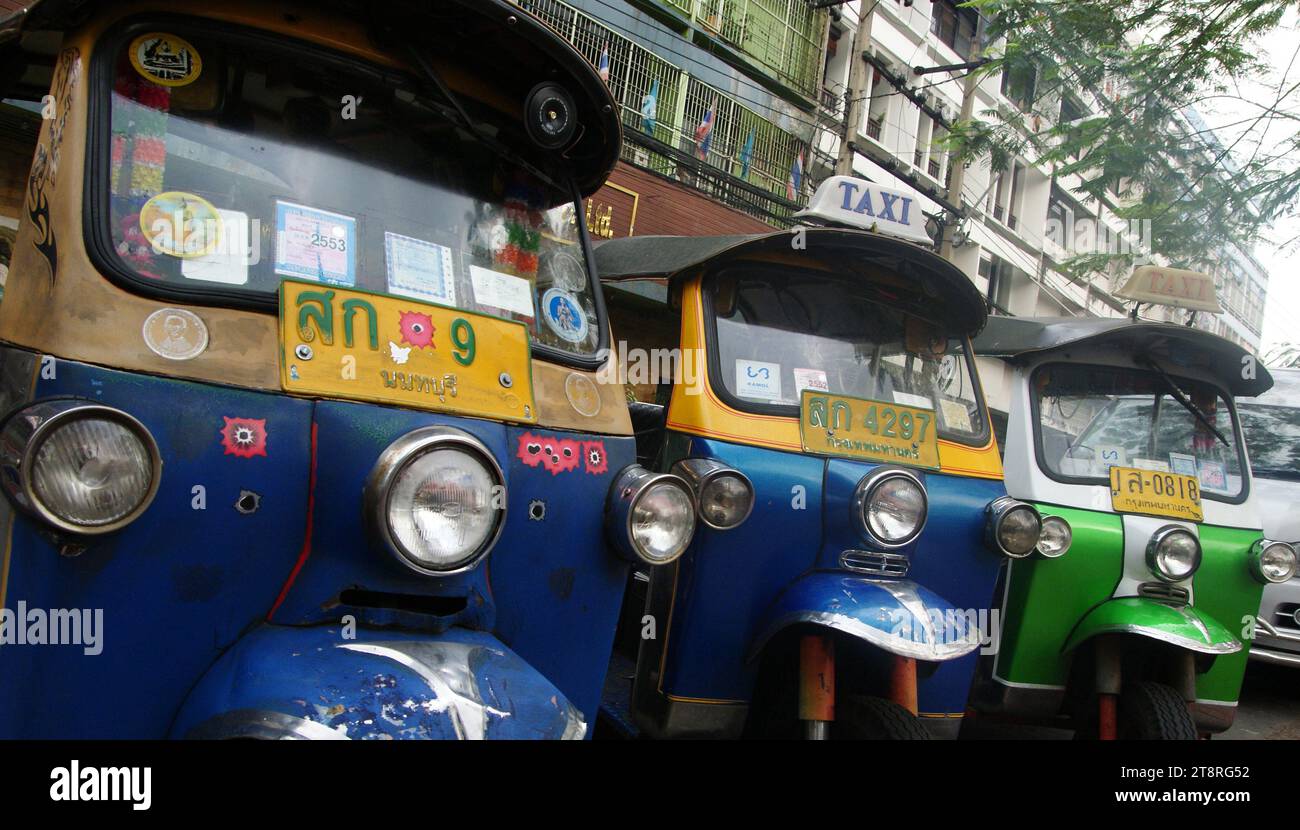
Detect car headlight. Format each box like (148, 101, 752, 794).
(671, 458, 754, 530)
(985, 496, 1042, 558)
(0, 401, 161, 534)
(853, 468, 928, 548)
(1036, 515, 1072, 558)
(1249, 540, 1297, 584)
(606, 465, 696, 564)
(1145, 526, 1202, 582)
(365, 426, 504, 575)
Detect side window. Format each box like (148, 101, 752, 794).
(604, 278, 678, 405)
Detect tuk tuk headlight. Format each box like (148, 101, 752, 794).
(365, 426, 505, 575)
(985, 497, 1041, 558)
(0, 401, 161, 534)
(1036, 515, 1072, 558)
(671, 458, 754, 530)
(606, 465, 695, 565)
(1146, 526, 1201, 582)
(1249, 540, 1297, 584)
(854, 468, 928, 548)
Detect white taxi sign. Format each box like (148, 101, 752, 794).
(1115, 265, 1223, 314)
(794, 175, 932, 246)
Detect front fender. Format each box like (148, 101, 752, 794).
(171, 625, 585, 740)
(1063, 598, 1241, 656)
(747, 572, 983, 663)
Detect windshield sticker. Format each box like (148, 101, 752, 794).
(1132, 458, 1172, 472)
(736, 360, 782, 402)
(541, 288, 589, 344)
(793, 368, 829, 395)
(893, 391, 933, 409)
(181, 209, 250, 285)
(939, 399, 973, 433)
(1095, 445, 1127, 471)
(142, 307, 208, 361)
(139, 191, 221, 258)
(384, 232, 456, 307)
(274, 201, 356, 287)
(1197, 459, 1228, 491)
(130, 33, 202, 88)
(1169, 452, 1198, 477)
(543, 250, 588, 292)
(470, 265, 535, 318)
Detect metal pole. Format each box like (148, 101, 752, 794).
(939, 15, 985, 261)
(835, 1, 874, 175)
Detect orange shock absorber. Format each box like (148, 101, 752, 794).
(798, 633, 835, 739)
(1098, 694, 1119, 741)
(889, 655, 918, 715)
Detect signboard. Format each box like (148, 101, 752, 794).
(799, 390, 941, 470)
(793, 175, 933, 246)
(1115, 265, 1223, 313)
(1109, 466, 1204, 522)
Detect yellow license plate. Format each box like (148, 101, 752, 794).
(799, 390, 940, 470)
(279, 280, 537, 423)
(1109, 466, 1203, 522)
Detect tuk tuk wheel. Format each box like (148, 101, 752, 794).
(834, 695, 932, 740)
(1117, 682, 1197, 740)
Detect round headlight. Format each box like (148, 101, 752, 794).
(606, 466, 696, 565)
(671, 458, 754, 530)
(985, 497, 1041, 558)
(854, 468, 928, 548)
(366, 427, 504, 575)
(1036, 515, 1072, 558)
(1250, 540, 1297, 584)
(1146, 526, 1201, 582)
(0, 402, 161, 534)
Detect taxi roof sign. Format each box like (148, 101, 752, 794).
(793, 175, 933, 246)
(1115, 265, 1223, 314)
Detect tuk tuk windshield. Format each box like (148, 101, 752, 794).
(103, 28, 601, 356)
(708, 268, 987, 443)
(1237, 372, 1300, 480)
(1034, 363, 1246, 498)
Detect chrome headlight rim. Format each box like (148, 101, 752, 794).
(0, 400, 162, 535)
(364, 425, 506, 577)
(985, 496, 1042, 559)
(1036, 515, 1072, 559)
(852, 466, 929, 550)
(1145, 525, 1202, 583)
(1249, 539, 1298, 585)
(671, 457, 755, 531)
(605, 464, 696, 565)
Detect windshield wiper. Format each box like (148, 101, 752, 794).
(1137, 357, 1230, 448)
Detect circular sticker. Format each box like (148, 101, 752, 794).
(544, 250, 587, 291)
(130, 33, 202, 87)
(565, 372, 602, 418)
(143, 308, 208, 361)
(139, 191, 221, 258)
(541, 288, 589, 344)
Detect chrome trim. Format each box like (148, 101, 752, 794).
(363, 426, 505, 577)
(1035, 515, 1071, 558)
(604, 465, 696, 565)
(851, 466, 928, 550)
(840, 549, 910, 577)
(1249, 539, 1298, 584)
(1295, 606, 1300, 629)
(186, 709, 350, 740)
(671, 457, 754, 530)
(1145, 525, 1202, 583)
(1071, 622, 1241, 655)
(1137, 581, 1190, 605)
(1248, 646, 1300, 668)
(0, 400, 162, 535)
(1256, 617, 1300, 646)
(984, 496, 1041, 559)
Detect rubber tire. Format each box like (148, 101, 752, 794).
(1118, 682, 1198, 740)
(834, 695, 932, 740)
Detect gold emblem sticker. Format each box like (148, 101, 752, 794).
(799, 390, 941, 470)
(1109, 466, 1204, 522)
(139, 191, 221, 258)
(280, 280, 537, 423)
(130, 33, 202, 87)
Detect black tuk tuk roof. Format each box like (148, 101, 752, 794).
(593, 228, 989, 337)
(972, 315, 1273, 397)
(0, 0, 622, 197)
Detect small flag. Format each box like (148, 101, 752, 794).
(598, 42, 610, 84)
(787, 149, 804, 200)
(695, 98, 716, 160)
(739, 129, 755, 178)
(641, 78, 660, 134)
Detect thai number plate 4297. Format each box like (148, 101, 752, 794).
(279, 279, 537, 423)
(799, 390, 940, 470)
(1109, 466, 1203, 522)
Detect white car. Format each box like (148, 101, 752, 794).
(1239, 367, 1300, 667)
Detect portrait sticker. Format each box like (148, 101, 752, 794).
(541, 288, 589, 344)
(142, 307, 208, 361)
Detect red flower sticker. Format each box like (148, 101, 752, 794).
(553, 438, 582, 473)
(582, 441, 608, 475)
(398, 311, 435, 349)
(221, 417, 267, 458)
(517, 432, 546, 468)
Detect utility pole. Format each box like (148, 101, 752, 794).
(939, 15, 985, 262)
(835, 1, 874, 176)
